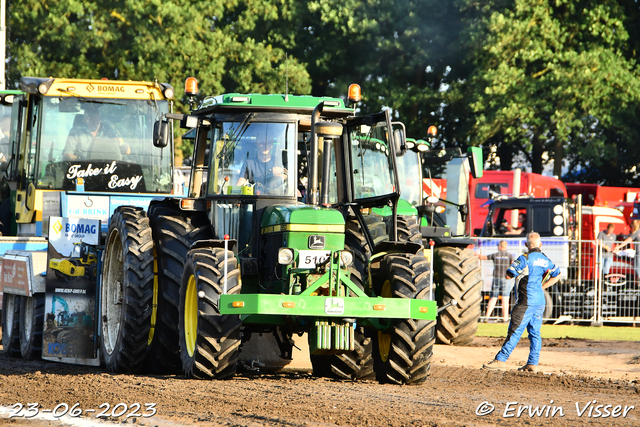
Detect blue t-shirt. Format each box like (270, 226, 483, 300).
(506, 248, 560, 306)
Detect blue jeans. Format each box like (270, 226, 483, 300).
(602, 257, 612, 275)
(495, 304, 545, 365)
(490, 278, 513, 298)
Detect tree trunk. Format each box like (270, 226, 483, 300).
(553, 137, 563, 178)
(497, 142, 513, 171)
(531, 130, 544, 174)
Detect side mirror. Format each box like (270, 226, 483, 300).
(153, 120, 169, 148)
(393, 128, 406, 156)
(467, 146, 483, 179)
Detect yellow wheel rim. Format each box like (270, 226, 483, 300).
(184, 274, 198, 357)
(378, 279, 392, 362)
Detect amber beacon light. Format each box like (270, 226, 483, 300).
(348, 84, 362, 103)
(185, 77, 199, 96)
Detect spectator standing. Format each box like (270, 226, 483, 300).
(597, 224, 616, 276)
(477, 240, 514, 322)
(483, 232, 561, 372)
(616, 219, 640, 280)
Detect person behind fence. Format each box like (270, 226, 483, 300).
(615, 219, 640, 279)
(476, 240, 514, 322)
(483, 232, 561, 372)
(597, 223, 616, 276)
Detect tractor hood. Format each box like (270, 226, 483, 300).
(261, 205, 345, 233)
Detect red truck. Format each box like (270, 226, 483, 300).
(566, 183, 640, 227)
(468, 170, 567, 235)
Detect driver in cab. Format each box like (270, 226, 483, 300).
(63, 104, 130, 161)
(235, 125, 286, 193)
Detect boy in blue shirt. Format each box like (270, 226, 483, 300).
(483, 232, 561, 372)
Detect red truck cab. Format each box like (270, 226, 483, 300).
(469, 170, 567, 235)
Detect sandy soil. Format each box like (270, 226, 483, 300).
(1, 334, 639, 426)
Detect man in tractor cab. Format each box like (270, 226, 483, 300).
(62, 103, 130, 161)
(235, 124, 287, 194)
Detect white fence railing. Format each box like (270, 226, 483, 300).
(475, 237, 640, 324)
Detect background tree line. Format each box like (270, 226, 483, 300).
(7, 0, 640, 184)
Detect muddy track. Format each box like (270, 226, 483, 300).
(1, 337, 639, 426)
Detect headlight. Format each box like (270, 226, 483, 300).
(340, 250, 354, 268)
(38, 82, 50, 95)
(163, 86, 175, 99)
(278, 248, 295, 265)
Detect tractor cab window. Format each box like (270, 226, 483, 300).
(0, 104, 11, 172)
(209, 121, 296, 197)
(489, 208, 527, 236)
(35, 96, 172, 193)
(350, 123, 395, 199)
(396, 151, 422, 206)
(422, 147, 471, 236)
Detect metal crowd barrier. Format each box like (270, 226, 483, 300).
(474, 237, 640, 325)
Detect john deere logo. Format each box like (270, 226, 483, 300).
(308, 235, 325, 249)
(53, 220, 63, 234)
(325, 298, 344, 315)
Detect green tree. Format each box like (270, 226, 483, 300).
(7, 0, 312, 160)
(470, 0, 640, 179)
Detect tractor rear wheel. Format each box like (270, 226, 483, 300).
(372, 253, 435, 385)
(101, 207, 154, 373)
(19, 293, 45, 360)
(385, 215, 422, 245)
(179, 247, 242, 379)
(146, 203, 214, 374)
(434, 246, 482, 345)
(1, 293, 21, 357)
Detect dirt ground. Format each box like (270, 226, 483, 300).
(1, 333, 640, 427)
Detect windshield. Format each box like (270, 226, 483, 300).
(0, 104, 11, 170)
(36, 97, 172, 193)
(208, 121, 296, 197)
(422, 147, 471, 235)
(350, 123, 395, 199)
(396, 151, 422, 206)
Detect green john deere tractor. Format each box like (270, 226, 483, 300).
(100, 82, 447, 384)
(395, 133, 484, 345)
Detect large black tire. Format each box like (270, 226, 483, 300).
(179, 247, 242, 379)
(309, 219, 376, 380)
(19, 293, 45, 360)
(372, 253, 435, 385)
(385, 215, 422, 245)
(344, 216, 386, 292)
(1, 293, 21, 357)
(100, 207, 155, 373)
(146, 203, 214, 374)
(0, 198, 11, 236)
(434, 247, 482, 345)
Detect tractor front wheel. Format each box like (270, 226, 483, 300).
(434, 247, 482, 345)
(372, 253, 435, 385)
(100, 207, 154, 373)
(179, 247, 242, 380)
(146, 203, 214, 374)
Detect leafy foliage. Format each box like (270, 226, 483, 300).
(6, 0, 640, 182)
(469, 0, 640, 180)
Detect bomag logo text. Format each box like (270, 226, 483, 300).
(65, 223, 97, 234)
(97, 85, 125, 93)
